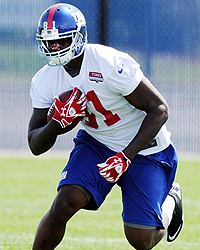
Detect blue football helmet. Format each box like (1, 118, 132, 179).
(36, 3, 87, 66)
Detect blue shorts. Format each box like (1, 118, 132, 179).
(58, 129, 178, 229)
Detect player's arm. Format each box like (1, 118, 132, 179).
(28, 88, 86, 156)
(98, 76, 169, 183)
(28, 108, 61, 155)
(123, 76, 169, 160)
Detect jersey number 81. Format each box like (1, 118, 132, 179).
(85, 90, 121, 129)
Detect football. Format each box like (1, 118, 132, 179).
(47, 89, 83, 133)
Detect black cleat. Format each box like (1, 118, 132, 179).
(167, 183, 184, 242)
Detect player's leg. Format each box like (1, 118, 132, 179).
(124, 226, 165, 249)
(118, 144, 179, 249)
(32, 129, 116, 250)
(32, 185, 89, 250)
(124, 183, 184, 250)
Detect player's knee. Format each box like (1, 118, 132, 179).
(49, 186, 88, 223)
(127, 238, 152, 250)
(125, 227, 156, 250)
(49, 198, 73, 223)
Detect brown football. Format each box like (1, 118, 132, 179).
(47, 89, 83, 133)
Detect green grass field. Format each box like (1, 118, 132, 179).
(0, 157, 199, 250)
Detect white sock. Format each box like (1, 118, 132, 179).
(161, 195, 175, 229)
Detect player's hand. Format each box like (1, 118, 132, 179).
(97, 152, 131, 183)
(51, 87, 86, 128)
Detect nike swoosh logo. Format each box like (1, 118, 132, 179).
(118, 65, 124, 74)
(168, 224, 183, 241)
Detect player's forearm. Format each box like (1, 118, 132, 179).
(123, 103, 169, 160)
(28, 122, 58, 155)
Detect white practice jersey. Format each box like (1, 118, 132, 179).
(30, 44, 171, 155)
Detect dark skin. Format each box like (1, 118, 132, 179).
(123, 77, 169, 160)
(30, 40, 168, 250)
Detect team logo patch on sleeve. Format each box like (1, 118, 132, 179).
(89, 72, 104, 83)
(60, 171, 68, 180)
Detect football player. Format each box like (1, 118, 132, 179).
(28, 3, 183, 250)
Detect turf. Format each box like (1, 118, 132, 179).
(0, 157, 199, 250)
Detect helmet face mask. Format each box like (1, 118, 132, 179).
(36, 4, 87, 66)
